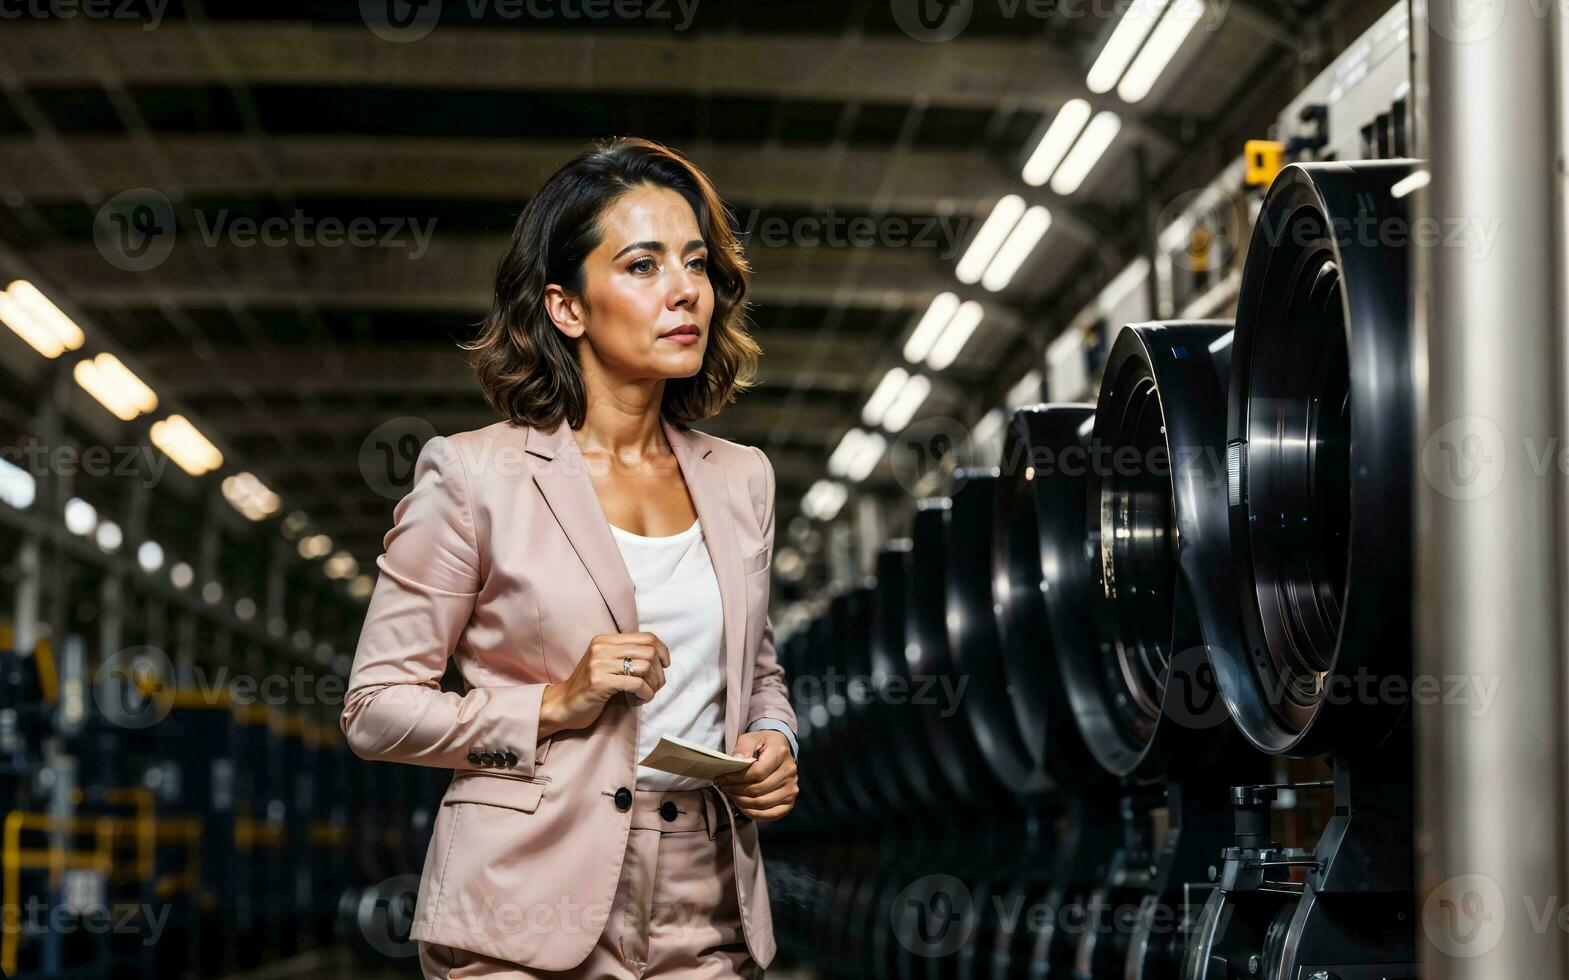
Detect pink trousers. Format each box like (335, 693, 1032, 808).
(418, 785, 759, 979)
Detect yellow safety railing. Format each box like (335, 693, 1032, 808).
(3, 793, 206, 976)
(2, 812, 116, 977)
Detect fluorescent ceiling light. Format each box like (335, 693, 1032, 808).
(1117, 0, 1203, 103)
(73, 353, 158, 421)
(926, 300, 984, 371)
(1022, 99, 1092, 187)
(92, 353, 156, 413)
(904, 292, 960, 364)
(150, 414, 223, 477)
(882, 373, 932, 432)
(0, 280, 84, 358)
(223, 471, 282, 522)
(1085, 0, 1171, 94)
(1050, 111, 1122, 196)
(325, 551, 359, 580)
(0, 293, 61, 358)
(828, 428, 870, 477)
(818, 490, 847, 521)
(298, 533, 333, 560)
(862, 367, 910, 427)
(846, 431, 887, 482)
(982, 206, 1052, 292)
(802, 479, 848, 521)
(64, 497, 96, 536)
(137, 540, 165, 573)
(0, 457, 35, 510)
(956, 195, 1025, 285)
(94, 520, 123, 553)
(799, 483, 817, 520)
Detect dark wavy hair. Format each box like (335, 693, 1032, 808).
(463, 136, 758, 431)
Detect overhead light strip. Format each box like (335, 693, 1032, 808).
(956, 195, 1025, 285)
(1022, 99, 1092, 187)
(1051, 111, 1123, 196)
(1085, 0, 1172, 94)
(1117, 0, 1204, 103)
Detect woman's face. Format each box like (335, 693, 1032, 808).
(554, 183, 714, 382)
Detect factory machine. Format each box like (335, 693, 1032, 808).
(766, 7, 1426, 978)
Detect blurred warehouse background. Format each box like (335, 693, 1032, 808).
(0, 1, 1565, 978)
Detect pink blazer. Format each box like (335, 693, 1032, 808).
(339, 415, 797, 970)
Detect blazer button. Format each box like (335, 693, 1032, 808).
(504, 751, 518, 767)
(482, 752, 497, 766)
(614, 786, 633, 811)
(467, 752, 481, 765)
(659, 801, 678, 822)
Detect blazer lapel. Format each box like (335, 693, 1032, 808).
(529, 419, 638, 635)
(526, 417, 747, 751)
(663, 418, 747, 753)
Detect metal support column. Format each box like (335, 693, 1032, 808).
(1416, 4, 1569, 977)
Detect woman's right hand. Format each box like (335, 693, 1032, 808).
(539, 632, 671, 738)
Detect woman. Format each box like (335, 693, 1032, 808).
(340, 136, 800, 979)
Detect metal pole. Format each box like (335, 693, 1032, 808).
(1135, 143, 1162, 320)
(854, 492, 886, 580)
(1415, 4, 1569, 977)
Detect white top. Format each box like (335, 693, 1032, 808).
(611, 517, 728, 791)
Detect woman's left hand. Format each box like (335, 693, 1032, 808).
(714, 730, 798, 823)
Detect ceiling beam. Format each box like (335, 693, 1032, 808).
(0, 22, 1101, 115)
(0, 135, 1127, 240)
(26, 235, 959, 313)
